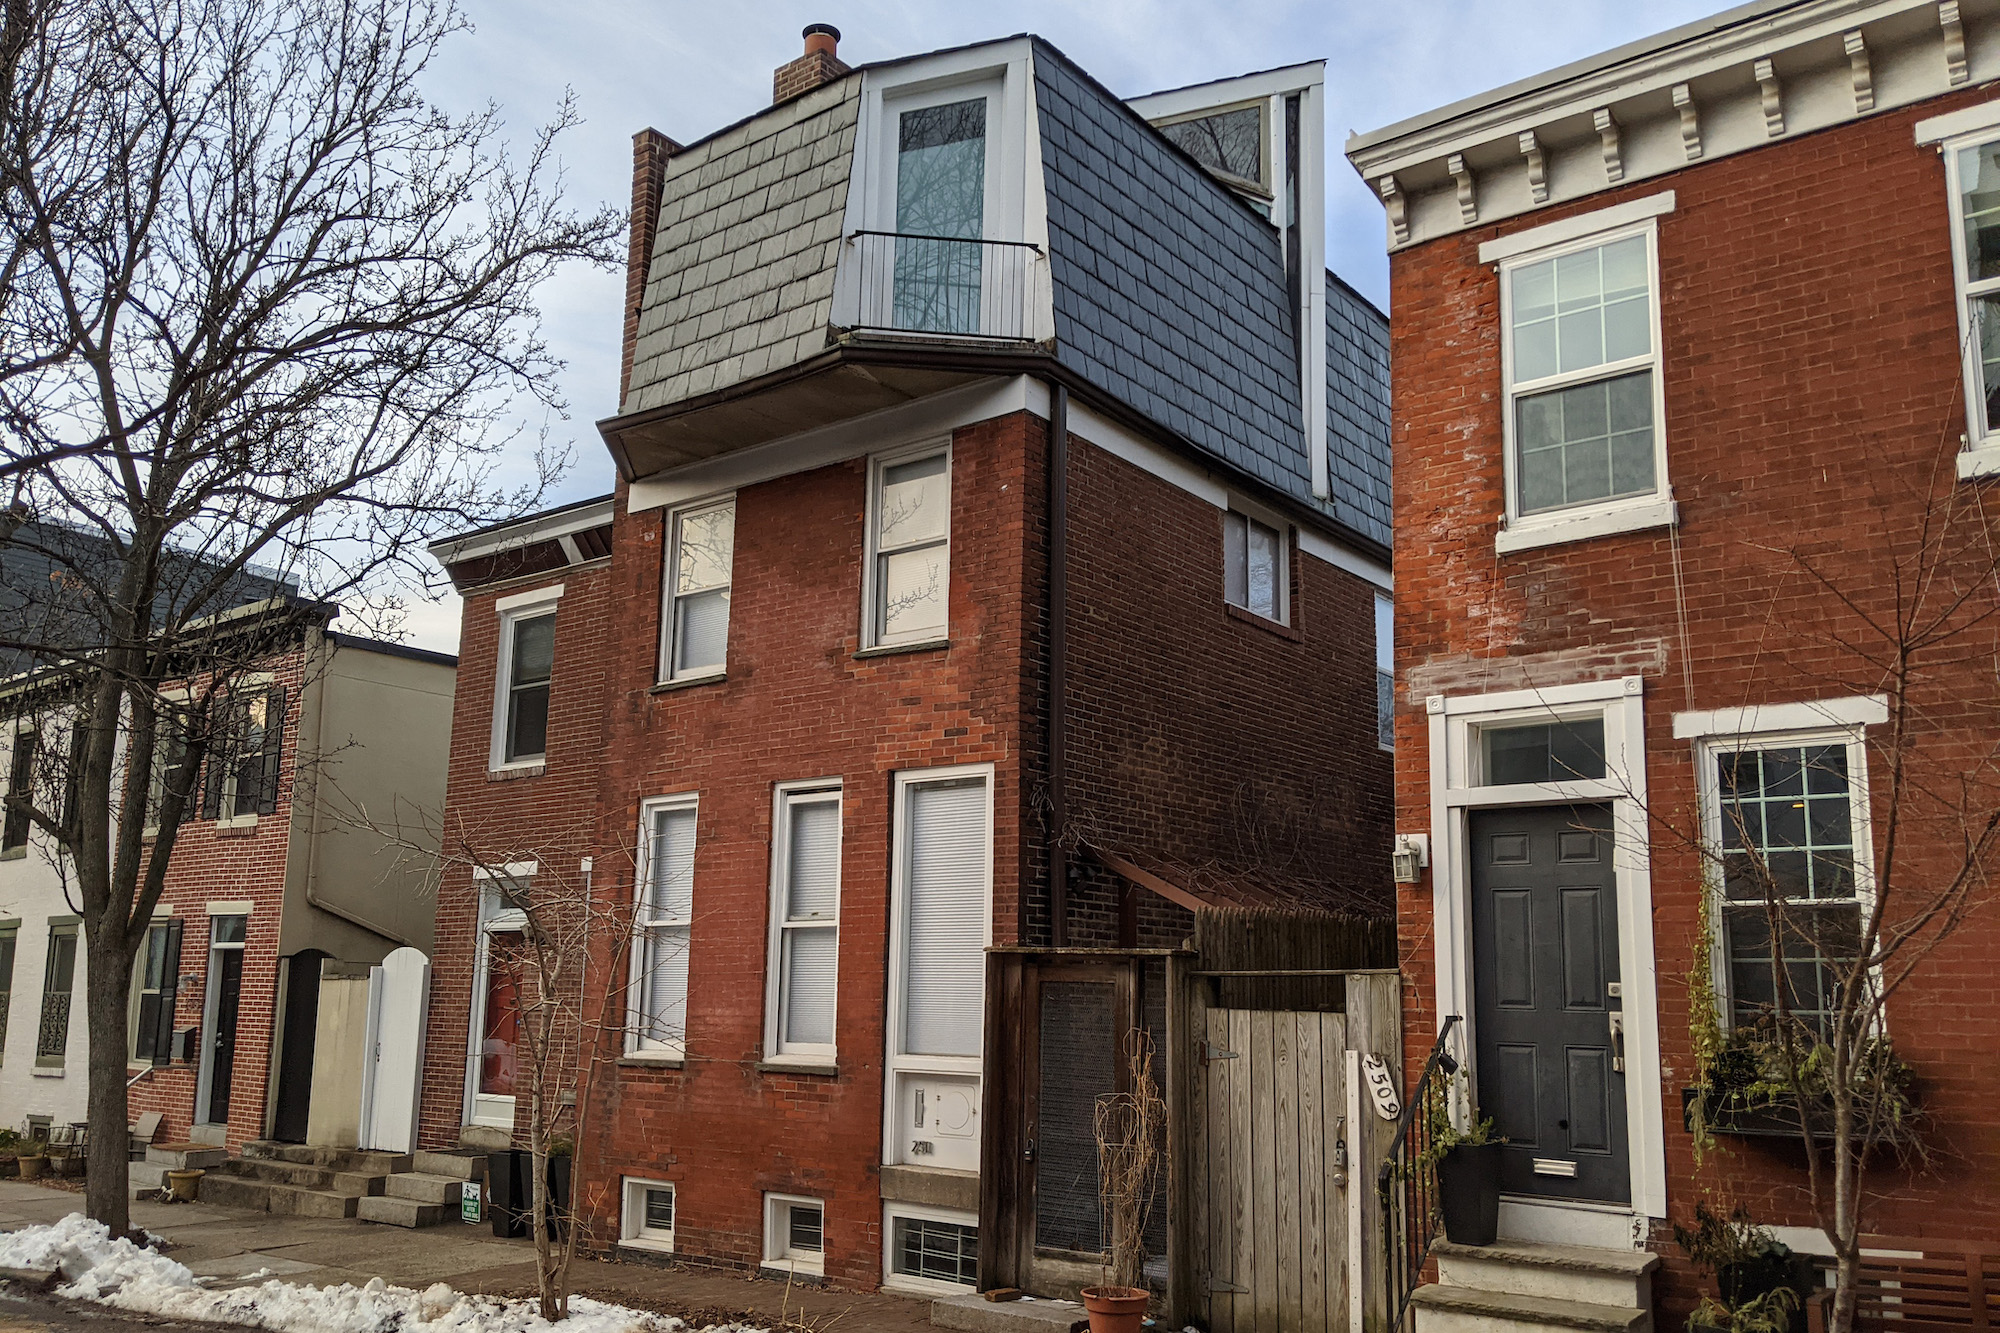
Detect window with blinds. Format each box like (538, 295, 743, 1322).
(631, 800, 696, 1057)
(898, 776, 990, 1059)
(770, 786, 841, 1060)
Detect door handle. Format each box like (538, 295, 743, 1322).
(1607, 1011, 1625, 1073)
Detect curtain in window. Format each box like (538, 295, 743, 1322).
(901, 778, 988, 1057)
(895, 99, 986, 333)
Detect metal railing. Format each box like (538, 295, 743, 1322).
(1379, 1014, 1463, 1332)
(36, 991, 70, 1060)
(845, 230, 1041, 340)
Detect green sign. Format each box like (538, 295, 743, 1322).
(461, 1180, 482, 1224)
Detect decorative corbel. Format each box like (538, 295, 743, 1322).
(1845, 31, 1874, 113)
(1673, 84, 1702, 160)
(1592, 109, 1623, 184)
(1754, 58, 1785, 137)
(1942, 1, 1968, 85)
(1519, 131, 1548, 204)
(1379, 175, 1409, 246)
(1447, 153, 1477, 226)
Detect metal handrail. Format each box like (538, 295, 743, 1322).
(1379, 1014, 1463, 1332)
(846, 228, 1043, 253)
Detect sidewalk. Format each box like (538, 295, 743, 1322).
(0, 1181, 932, 1331)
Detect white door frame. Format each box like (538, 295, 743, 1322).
(463, 872, 530, 1130)
(194, 911, 249, 1127)
(1424, 675, 1666, 1234)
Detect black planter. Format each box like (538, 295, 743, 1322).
(1718, 1254, 1814, 1333)
(485, 1149, 570, 1239)
(1438, 1141, 1503, 1246)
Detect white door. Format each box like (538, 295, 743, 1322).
(361, 947, 430, 1153)
(465, 888, 527, 1130)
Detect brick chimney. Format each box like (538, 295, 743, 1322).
(773, 23, 848, 103)
(621, 127, 681, 404)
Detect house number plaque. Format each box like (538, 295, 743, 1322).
(1360, 1053, 1402, 1120)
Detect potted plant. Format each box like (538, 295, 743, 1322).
(1433, 1114, 1503, 1246)
(1082, 1033, 1164, 1333)
(1676, 1204, 1814, 1333)
(15, 1140, 47, 1180)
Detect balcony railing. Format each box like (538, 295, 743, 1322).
(844, 230, 1041, 341)
(37, 991, 71, 1060)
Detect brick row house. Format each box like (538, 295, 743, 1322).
(417, 27, 1395, 1296)
(1348, 0, 2000, 1322)
(0, 523, 455, 1154)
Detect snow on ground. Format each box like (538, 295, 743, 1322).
(0, 1214, 771, 1333)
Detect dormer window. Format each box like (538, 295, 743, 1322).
(894, 99, 987, 334)
(1156, 102, 1268, 201)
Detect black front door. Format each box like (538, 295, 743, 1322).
(271, 951, 325, 1142)
(205, 950, 243, 1123)
(1469, 804, 1629, 1205)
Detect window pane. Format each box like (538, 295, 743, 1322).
(648, 808, 697, 921)
(211, 915, 246, 945)
(640, 925, 689, 1048)
(879, 456, 949, 550)
(644, 1188, 674, 1231)
(1222, 512, 1248, 607)
(895, 1216, 980, 1285)
(1512, 237, 1650, 386)
(1158, 105, 1263, 184)
(1481, 718, 1606, 785)
(880, 547, 948, 642)
(902, 779, 988, 1057)
(1975, 294, 2000, 435)
(1715, 744, 1858, 903)
(673, 588, 730, 675)
(782, 926, 838, 1047)
(788, 1203, 824, 1253)
(1514, 371, 1655, 514)
(1960, 142, 2000, 282)
(897, 100, 985, 333)
(506, 684, 549, 762)
(787, 800, 840, 921)
(674, 506, 734, 595)
(1246, 518, 1279, 619)
(511, 615, 555, 686)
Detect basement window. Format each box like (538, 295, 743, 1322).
(884, 1206, 979, 1295)
(763, 1194, 825, 1277)
(619, 1178, 675, 1254)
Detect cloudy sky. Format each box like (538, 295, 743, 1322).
(400, 0, 1720, 652)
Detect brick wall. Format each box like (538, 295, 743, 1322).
(1388, 86, 2000, 1307)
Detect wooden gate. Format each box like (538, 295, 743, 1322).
(1194, 1008, 1349, 1333)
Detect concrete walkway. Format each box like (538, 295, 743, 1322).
(0, 1180, 932, 1330)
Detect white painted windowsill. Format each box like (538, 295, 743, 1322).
(1495, 494, 1678, 555)
(1958, 444, 2000, 480)
(617, 1237, 676, 1256)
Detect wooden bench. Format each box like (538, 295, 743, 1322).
(1806, 1237, 1999, 1332)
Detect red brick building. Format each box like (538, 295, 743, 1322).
(419, 27, 1395, 1296)
(1348, 0, 2000, 1321)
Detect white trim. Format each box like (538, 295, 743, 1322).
(1673, 694, 1888, 739)
(762, 1192, 826, 1277)
(627, 793, 700, 1061)
(1478, 192, 1677, 263)
(1916, 98, 2000, 145)
(204, 901, 254, 916)
(1298, 528, 1391, 590)
(1937, 126, 2000, 460)
(1425, 675, 1666, 1222)
(473, 860, 539, 881)
(1959, 443, 2000, 480)
(619, 1177, 677, 1254)
(764, 780, 843, 1065)
(194, 912, 249, 1126)
(862, 440, 954, 650)
(464, 877, 529, 1129)
(1495, 493, 1677, 554)
(1496, 215, 1672, 552)
(883, 763, 995, 1168)
(430, 502, 613, 564)
(493, 584, 565, 614)
(880, 1200, 981, 1297)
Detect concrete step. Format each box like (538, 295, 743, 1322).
(275, 1187, 360, 1219)
(385, 1173, 465, 1206)
(241, 1141, 412, 1175)
(1435, 1242, 1659, 1310)
(329, 1171, 386, 1197)
(1412, 1285, 1652, 1333)
(932, 1293, 1088, 1333)
(197, 1174, 274, 1212)
(145, 1144, 228, 1170)
(356, 1195, 447, 1228)
(216, 1158, 332, 1189)
(413, 1151, 486, 1181)
(129, 1162, 169, 1190)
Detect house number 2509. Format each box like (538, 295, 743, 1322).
(1360, 1053, 1402, 1120)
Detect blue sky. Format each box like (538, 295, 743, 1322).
(400, 0, 1720, 650)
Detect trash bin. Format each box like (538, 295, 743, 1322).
(487, 1151, 527, 1238)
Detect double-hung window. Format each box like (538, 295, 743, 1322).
(492, 591, 560, 769)
(1223, 506, 1287, 623)
(1939, 124, 2000, 478)
(3, 726, 36, 854)
(1704, 733, 1870, 1036)
(1494, 207, 1671, 550)
(200, 687, 285, 823)
(865, 448, 951, 648)
(629, 797, 696, 1059)
(765, 783, 841, 1063)
(661, 500, 734, 682)
(36, 920, 77, 1068)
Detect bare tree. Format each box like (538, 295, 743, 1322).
(0, 0, 622, 1234)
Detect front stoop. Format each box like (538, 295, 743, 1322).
(1414, 1241, 1660, 1333)
(357, 1152, 485, 1229)
(183, 1143, 400, 1216)
(356, 1196, 446, 1228)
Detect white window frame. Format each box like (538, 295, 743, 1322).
(881, 1202, 981, 1297)
(1492, 209, 1675, 554)
(489, 585, 563, 772)
(762, 1192, 826, 1277)
(882, 763, 994, 1167)
(193, 912, 247, 1120)
(861, 441, 953, 651)
(1221, 497, 1290, 625)
(1375, 592, 1395, 752)
(626, 793, 698, 1063)
(1935, 122, 2000, 480)
(658, 495, 735, 685)
(463, 868, 531, 1130)
(764, 780, 842, 1067)
(1688, 721, 1879, 1034)
(619, 1177, 677, 1254)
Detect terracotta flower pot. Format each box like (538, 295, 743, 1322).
(165, 1168, 204, 1201)
(17, 1155, 45, 1180)
(1081, 1285, 1150, 1333)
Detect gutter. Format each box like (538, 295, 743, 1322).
(1047, 383, 1069, 948)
